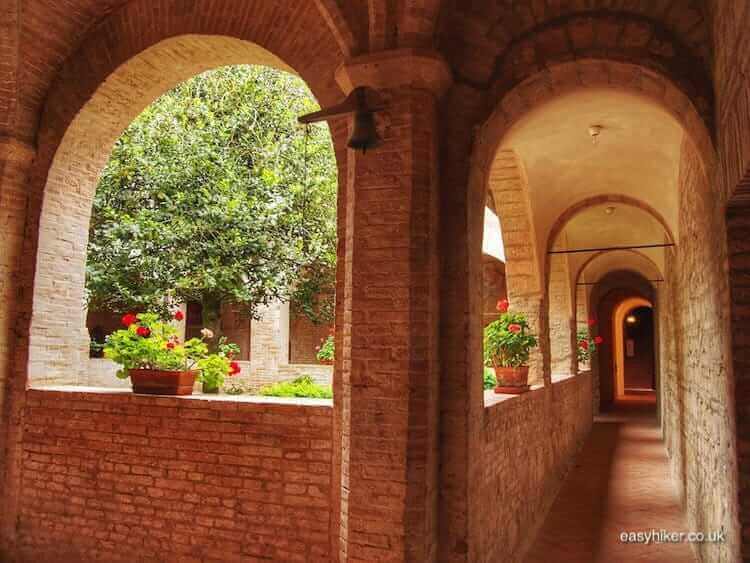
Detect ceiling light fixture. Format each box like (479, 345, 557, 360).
(604, 206, 616, 215)
(589, 124, 602, 145)
(626, 314, 637, 325)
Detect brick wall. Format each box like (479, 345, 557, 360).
(476, 374, 592, 562)
(289, 313, 332, 365)
(15, 389, 333, 562)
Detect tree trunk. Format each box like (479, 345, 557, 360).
(201, 294, 223, 351)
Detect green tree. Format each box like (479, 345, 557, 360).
(86, 65, 337, 337)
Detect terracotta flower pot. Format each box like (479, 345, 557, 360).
(494, 366, 530, 395)
(319, 359, 333, 366)
(129, 369, 197, 396)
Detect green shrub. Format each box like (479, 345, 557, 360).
(316, 335, 334, 363)
(259, 375, 333, 399)
(483, 366, 497, 390)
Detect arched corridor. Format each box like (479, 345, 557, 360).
(526, 395, 697, 563)
(1, 2, 748, 563)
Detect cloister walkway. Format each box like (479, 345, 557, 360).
(525, 393, 697, 562)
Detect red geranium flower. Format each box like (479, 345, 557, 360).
(121, 313, 137, 327)
(594, 336, 604, 345)
(229, 361, 241, 376)
(579, 339, 589, 350)
(587, 318, 597, 327)
(166, 342, 175, 350)
(497, 299, 510, 313)
(508, 323, 522, 333)
(174, 310, 184, 321)
(136, 326, 151, 338)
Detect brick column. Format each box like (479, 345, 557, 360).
(332, 49, 450, 562)
(0, 134, 36, 555)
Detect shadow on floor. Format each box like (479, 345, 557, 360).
(524, 395, 696, 563)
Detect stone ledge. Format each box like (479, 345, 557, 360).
(551, 373, 577, 384)
(27, 385, 333, 407)
(483, 383, 545, 410)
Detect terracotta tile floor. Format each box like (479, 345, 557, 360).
(524, 392, 697, 563)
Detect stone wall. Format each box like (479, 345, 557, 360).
(15, 389, 333, 562)
(548, 251, 575, 376)
(475, 373, 592, 562)
(661, 138, 739, 562)
(482, 255, 507, 326)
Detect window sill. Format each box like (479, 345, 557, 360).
(483, 383, 544, 409)
(27, 385, 333, 407)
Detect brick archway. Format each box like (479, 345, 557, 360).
(546, 196, 671, 382)
(471, 57, 713, 384)
(6, 5, 352, 558)
(26, 34, 348, 387)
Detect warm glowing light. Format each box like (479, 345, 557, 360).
(626, 315, 637, 324)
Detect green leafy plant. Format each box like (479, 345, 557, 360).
(259, 375, 333, 399)
(483, 366, 497, 390)
(316, 333, 334, 363)
(577, 321, 604, 363)
(86, 65, 338, 333)
(103, 311, 242, 389)
(483, 302, 538, 368)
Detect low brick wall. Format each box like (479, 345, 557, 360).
(82, 359, 333, 393)
(477, 373, 592, 561)
(15, 389, 333, 562)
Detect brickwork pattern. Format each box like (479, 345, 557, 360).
(15, 389, 333, 562)
(336, 85, 441, 561)
(479, 374, 592, 562)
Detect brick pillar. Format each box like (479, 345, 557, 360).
(0, 135, 36, 555)
(333, 50, 450, 562)
(727, 203, 750, 559)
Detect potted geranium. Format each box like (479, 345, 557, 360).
(577, 318, 604, 364)
(104, 312, 242, 395)
(483, 299, 538, 394)
(316, 329, 335, 365)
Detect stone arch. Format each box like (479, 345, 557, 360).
(491, 13, 713, 127)
(544, 197, 672, 379)
(471, 57, 709, 385)
(546, 194, 677, 256)
(612, 296, 653, 399)
(485, 149, 545, 386)
(575, 249, 664, 287)
(588, 269, 656, 413)
(574, 250, 663, 370)
(26, 34, 347, 389)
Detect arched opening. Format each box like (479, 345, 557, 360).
(17, 31, 348, 562)
(75, 63, 337, 395)
(27, 39, 342, 396)
(613, 299, 655, 401)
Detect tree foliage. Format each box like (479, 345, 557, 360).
(86, 65, 337, 328)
